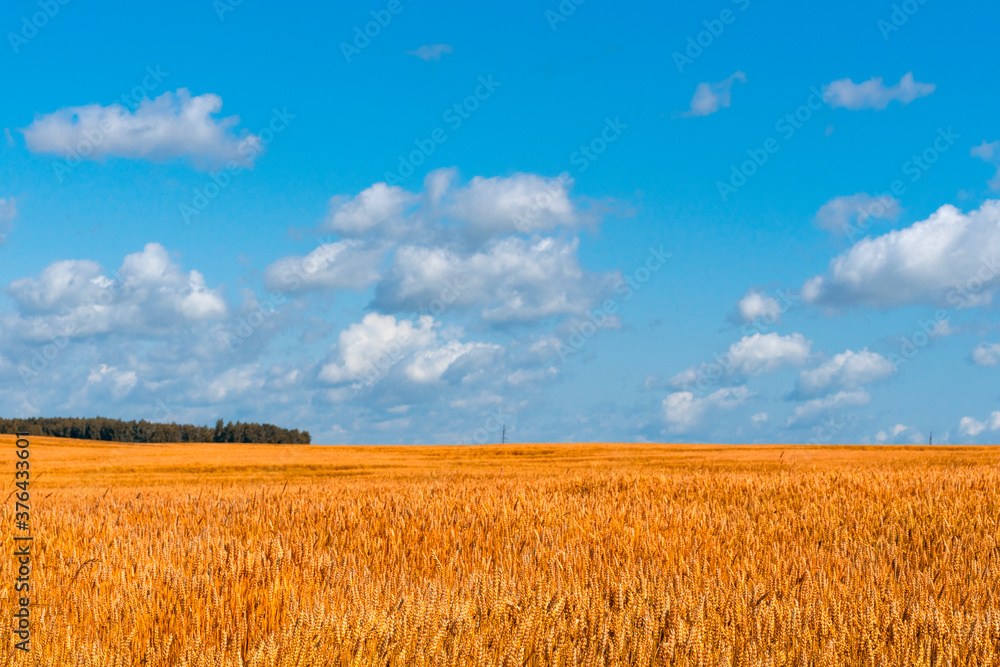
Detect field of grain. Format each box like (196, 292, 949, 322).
(1, 436, 999, 666)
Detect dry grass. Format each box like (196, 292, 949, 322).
(1, 436, 999, 665)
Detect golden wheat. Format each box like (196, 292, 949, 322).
(1, 439, 998, 665)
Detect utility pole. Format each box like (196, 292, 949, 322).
(929, 431, 933, 446)
(502, 424, 506, 444)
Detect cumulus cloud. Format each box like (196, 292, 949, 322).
(663, 386, 752, 433)
(323, 183, 419, 238)
(958, 412, 1000, 438)
(319, 314, 437, 385)
(972, 342, 1000, 366)
(446, 171, 579, 238)
(5, 242, 227, 340)
(318, 313, 500, 389)
(671, 333, 812, 388)
(319, 169, 581, 242)
(823, 72, 935, 111)
(406, 44, 453, 61)
(971, 141, 1000, 162)
(726, 333, 812, 375)
(267, 169, 608, 324)
(263, 241, 383, 293)
(802, 201, 1000, 308)
(0, 167, 619, 442)
(959, 416, 986, 437)
(373, 237, 617, 323)
(737, 290, 782, 323)
(813, 193, 901, 236)
(789, 389, 870, 425)
(795, 349, 896, 398)
(22, 89, 262, 169)
(682, 72, 746, 117)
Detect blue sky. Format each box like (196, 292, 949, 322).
(3, 0, 1000, 444)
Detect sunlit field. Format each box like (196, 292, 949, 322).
(2, 436, 999, 665)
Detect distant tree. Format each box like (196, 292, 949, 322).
(0, 417, 309, 444)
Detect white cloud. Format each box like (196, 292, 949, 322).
(682, 72, 746, 117)
(971, 141, 1000, 162)
(795, 349, 896, 397)
(737, 290, 782, 323)
(323, 183, 419, 237)
(803, 201, 1000, 308)
(320, 169, 581, 242)
(670, 333, 812, 389)
(663, 386, 752, 433)
(789, 390, 870, 425)
(5, 243, 227, 340)
(404, 340, 497, 383)
(263, 241, 383, 293)
(406, 44, 453, 61)
(727, 333, 812, 375)
(751, 412, 769, 426)
(275, 170, 605, 322)
(958, 412, 1000, 438)
(319, 313, 437, 385)
(0, 168, 625, 443)
(374, 236, 616, 323)
(972, 342, 1000, 366)
(446, 171, 579, 238)
(959, 416, 987, 437)
(823, 72, 934, 111)
(813, 193, 901, 235)
(22, 89, 262, 169)
(318, 313, 500, 388)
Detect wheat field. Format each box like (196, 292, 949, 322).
(1, 436, 999, 666)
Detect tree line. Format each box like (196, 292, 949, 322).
(0, 417, 311, 444)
